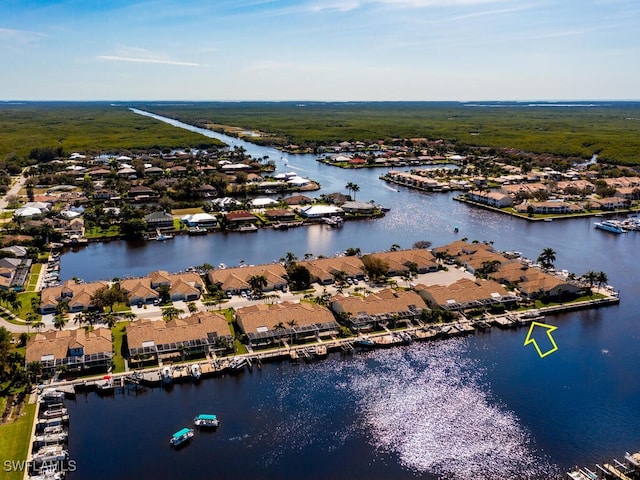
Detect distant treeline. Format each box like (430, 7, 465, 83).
(0, 103, 224, 163)
(133, 101, 640, 167)
(2, 101, 639, 169)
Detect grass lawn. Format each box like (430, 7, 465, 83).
(25, 263, 42, 291)
(14, 291, 40, 320)
(85, 225, 121, 239)
(533, 293, 606, 309)
(172, 207, 205, 216)
(111, 321, 129, 373)
(0, 402, 36, 480)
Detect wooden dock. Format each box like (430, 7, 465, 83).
(566, 450, 640, 480)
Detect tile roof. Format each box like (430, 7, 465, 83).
(415, 278, 513, 308)
(26, 327, 112, 363)
(298, 256, 365, 282)
(330, 289, 427, 317)
(126, 311, 231, 352)
(208, 264, 287, 291)
(367, 249, 436, 273)
(236, 301, 335, 334)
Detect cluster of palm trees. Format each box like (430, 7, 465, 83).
(345, 182, 360, 201)
(272, 319, 298, 345)
(581, 270, 609, 292)
(536, 247, 557, 270)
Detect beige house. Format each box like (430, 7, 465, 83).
(120, 271, 204, 305)
(40, 280, 109, 314)
(514, 201, 583, 215)
(415, 278, 518, 311)
(491, 262, 582, 299)
(330, 289, 427, 331)
(467, 190, 513, 208)
(126, 311, 233, 359)
(592, 197, 630, 210)
(235, 301, 339, 347)
(298, 256, 365, 285)
(366, 249, 438, 276)
(26, 327, 113, 372)
(207, 264, 288, 295)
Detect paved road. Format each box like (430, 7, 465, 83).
(0, 168, 28, 212)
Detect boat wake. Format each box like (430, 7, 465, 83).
(345, 341, 561, 480)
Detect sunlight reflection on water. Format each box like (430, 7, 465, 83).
(255, 340, 560, 479)
(344, 341, 561, 479)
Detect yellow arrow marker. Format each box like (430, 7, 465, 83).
(523, 321, 558, 358)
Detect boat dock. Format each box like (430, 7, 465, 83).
(566, 451, 640, 480)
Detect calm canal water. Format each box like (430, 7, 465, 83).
(62, 110, 640, 479)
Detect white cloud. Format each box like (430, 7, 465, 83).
(98, 55, 201, 66)
(0, 27, 46, 46)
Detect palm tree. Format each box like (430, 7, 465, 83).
(53, 313, 68, 331)
(248, 275, 268, 297)
(162, 306, 184, 322)
(537, 247, 556, 270)
(31, 320, 45, 332)
(345, 182, 360, 201)
(283, 251, 298, 267)
(351, 183, 360, 201)
(345, 182, 356, 199)
(103, 312, 117, 328)
(273, 321, 286, 346)
(596, 271, 609, 290)
(287, 319, 298, 342)
(187, 302, 198, 314)
(582, 270, 598, 289)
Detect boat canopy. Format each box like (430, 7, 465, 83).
(172, 428, 192, 439)
(195, 414, 217, 421)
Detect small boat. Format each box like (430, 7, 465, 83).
(194, 414, 220, 428)
(156, 229, 174, 241)
(42, 406, 68, 418)
(32, 445, 69, 465)
(97, 375, 115, 395)
(40, 389, 65, 403)
(228, 357, 247, 372)
(161, 366, 173, 385)
(169, 427, 194, 447)
(187, 226, 208, 235)
(314, 344, 328, 357)
(190, 363, 202, 381)
(354, 337, 375, 349)
(29, 464, 65, 480)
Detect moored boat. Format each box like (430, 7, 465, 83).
(42, 406, 68, 418)
(31, 445, 69, 465)
(194, 414, 220, 428)
(169, 427, 194, 447)
(187, 226, 207, 235)
(190, 363, 202, 381)
(594, 220, 626, 234)
(314, 344, 328, 357)
(161, 366, 173, 385)
(354, 337, 375, 349)
(228, 357, 247, 372)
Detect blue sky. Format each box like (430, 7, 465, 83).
(1, 0, 638, 100)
